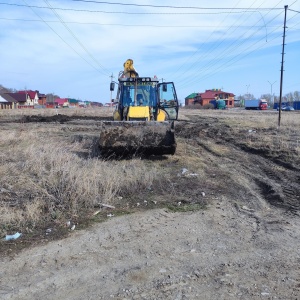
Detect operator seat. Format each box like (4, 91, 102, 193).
(137, 94, 143, 105)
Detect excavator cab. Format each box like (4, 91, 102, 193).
(111, 77, 179, 122)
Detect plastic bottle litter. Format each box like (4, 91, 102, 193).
(4, 232, 22, 241)
(181, 168, 188, 175)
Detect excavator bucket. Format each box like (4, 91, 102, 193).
(99, 121, 176, 157)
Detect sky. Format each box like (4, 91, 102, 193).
(0, 0, 300, 104)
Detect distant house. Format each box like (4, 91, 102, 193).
(185, 93, 199, 106)
(83, 101, 91, 107)
(38, 93, 47, 105)
(54, 98, 69, 107)
(68, 98, 79, 107)
(78, 101, 91, 108)
(0, 93, 27, 108)
(91, 102, 103, 107)
(0, 95, 13, 109)
(18, 90, 39, 106)
(0, 90, 47, 108)
(185, 89, 235, 108)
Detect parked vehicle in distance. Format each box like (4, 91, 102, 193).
(209, 99, 226, 109)
(244, 99, 268, 110)
(277, 106, 295, 111)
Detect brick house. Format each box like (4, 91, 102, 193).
(0, 93, 27, 108)
(185, 89, 235, 108)
(38, 93, 47, 105)
(185, 93, 199, 106)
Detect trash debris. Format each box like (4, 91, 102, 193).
(180, 168, 198, 177)
(70, 224, 76, 230)
(100, 203, 115, 209)
(201, 192, 206, 197)
(152, 200, 157, 205)
(178, 201, 182, 206)
(107, 214, 114, 217)
(181, 168, 188, 175)
(136, 203, 140, 206)
(93, 210, 101, 216)
(46, 228, 52, 234)
(66, 220, 71, 227)
(242, 205, 254, 212)
(186, 173, 199, 177)
(4, 232, 22, 241)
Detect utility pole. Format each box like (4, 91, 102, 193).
(110, 73, 114, 111)
(278, 5, 288, 127)
(268, 80, 276, 104)
(246, 84, 250, 99)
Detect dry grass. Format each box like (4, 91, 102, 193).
(0, 113, 168, 234)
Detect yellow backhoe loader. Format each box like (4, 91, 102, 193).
(99, 59, 179, 157)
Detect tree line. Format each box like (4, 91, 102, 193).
(236, 90, 300, 104)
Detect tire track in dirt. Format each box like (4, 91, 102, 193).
(176, 118, 300, 215)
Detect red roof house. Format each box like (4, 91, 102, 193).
(18, 90, 39, 105)
(189, 89, 235, 108)
(54, 98, 69, 107)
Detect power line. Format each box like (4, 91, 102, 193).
(173, 1, 282, 86)
(172, 0, 245, 79)
(288, 8, 300, 14)
(2, 1, 297, 89)
(176, 4, 286, 88)
(0, 2, 280, 15)
(21, 0, 110, 76)
(43, 0, 111, 75)
(175, 1, 283, 85)
(178, 19, 286, 89)
(0, 17, 283, 28)
(68, 0, 283, 10)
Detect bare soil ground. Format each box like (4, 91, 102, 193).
(1, 108, 300, 299)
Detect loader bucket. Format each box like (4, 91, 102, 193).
(98, 121, 176, 157)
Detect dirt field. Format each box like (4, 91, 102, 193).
(1, 108, 300, 299)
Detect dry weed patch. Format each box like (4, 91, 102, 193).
(0, 125, 168, 236)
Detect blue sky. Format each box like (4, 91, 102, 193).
(0, 0, 299, 104)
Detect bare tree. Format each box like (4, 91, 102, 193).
(261, 93, 272, 104)
(293, 91, 300, 101)
(285, 92, 294, 103)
